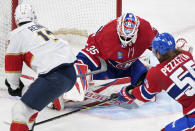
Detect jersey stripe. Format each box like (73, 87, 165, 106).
(140, 84, 156, 100)
(79, 51, 98, 68)
(5, 53, 24, 72)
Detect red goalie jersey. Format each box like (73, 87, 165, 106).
(132, 50, 195, 116)
(77, 17, 158, 70)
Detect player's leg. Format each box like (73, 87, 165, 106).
(53, 63, 90, 110)
(10, 100, 37, 131)
(161, 115, 195, 131)
(128, 59, 148, 86)
(21, 63, 76, 110)
(10, 63, 76, 131)
(123, 59, 157, 104)
(52, 64, 119, 110)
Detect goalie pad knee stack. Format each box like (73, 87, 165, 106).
(63, 63, 89, 101)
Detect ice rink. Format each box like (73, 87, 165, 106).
(0, 0, 195, 131)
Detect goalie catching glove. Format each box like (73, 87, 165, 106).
(5, 79, 24, 97)
(117, 85, 135, 104)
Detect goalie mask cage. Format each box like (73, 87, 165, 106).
(0, 0, 122, 97)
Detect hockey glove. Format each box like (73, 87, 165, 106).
(5, 79, 24, 97)
(118, 85, 135, 104)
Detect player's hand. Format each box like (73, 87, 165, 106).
(118, 86, 135, 104)
(5, 79, 24, 97)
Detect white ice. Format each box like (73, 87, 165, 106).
(1, 0, 195, 131)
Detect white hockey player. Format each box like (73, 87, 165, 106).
(5, 4, 88, 131)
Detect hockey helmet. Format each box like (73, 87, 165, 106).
(117, 13, 140, 48)
(14, 4, 37, 25)
(152, 33, 176, 55)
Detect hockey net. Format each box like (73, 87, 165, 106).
(0, 0, 122, 97)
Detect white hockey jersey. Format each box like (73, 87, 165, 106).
(5, 22, 76, 88)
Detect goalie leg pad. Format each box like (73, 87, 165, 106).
(63, 63, 89, 101)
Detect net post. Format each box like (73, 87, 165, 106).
(11, 0, 18, 30)
(116, 0, 122, 18)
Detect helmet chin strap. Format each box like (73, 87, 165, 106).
(128, 41, 133, 47)
(127, 30, 138, 47)
(131, 30, 138, 44)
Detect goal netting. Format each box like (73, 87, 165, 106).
(0, 0, 122, 97)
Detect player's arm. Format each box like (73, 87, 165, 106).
(76, 25, 107, 71)
(5, 38, 24, 97)
(118, 68, 162, 105)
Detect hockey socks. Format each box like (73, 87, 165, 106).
(10, 121, 29, 131)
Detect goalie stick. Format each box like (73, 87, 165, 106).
(84, 90, 139, 109)
(29, 94, 118, 130)
(3, 91, 138, 127)
(50, 90, 139, 109)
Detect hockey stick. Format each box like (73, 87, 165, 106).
(21, 73, 137, 109)
(32, 94, 117, 129)
(84, 90, 139, 109)
(4, 94, 118, 131)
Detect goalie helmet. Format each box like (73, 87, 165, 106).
(152, 32, 176, 55)
(14, 4, 37, 25)
(117, 13, 140, 48)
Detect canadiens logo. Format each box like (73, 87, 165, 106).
(116, 58, 137, 69)
(117, 51, 123, 59)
